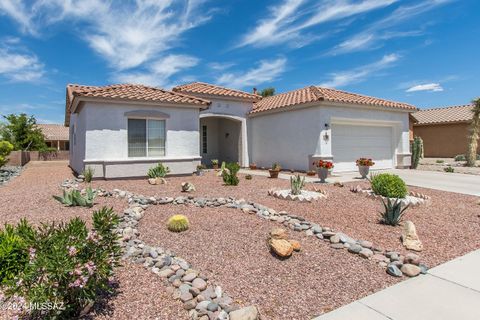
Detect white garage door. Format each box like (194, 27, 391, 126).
(332, 124, 394, 172)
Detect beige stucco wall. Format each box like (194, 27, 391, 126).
(413, 122, 479, 157)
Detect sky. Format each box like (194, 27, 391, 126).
(0, 0, 478, 124)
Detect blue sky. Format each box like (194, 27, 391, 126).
(0, 0, 478, 124)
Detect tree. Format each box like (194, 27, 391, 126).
(260, 87, 275, 97)
(466, 98, 480, 167)
(0, 141, 14, 168)
(0, 114, 47, 151)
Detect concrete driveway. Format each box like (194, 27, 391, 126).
(328, 169, 480, 196)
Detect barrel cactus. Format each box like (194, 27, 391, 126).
(167, 214, 189, 232)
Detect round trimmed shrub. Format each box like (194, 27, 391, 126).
(370, 173, 407, 198)
(167, 215, 189, 232)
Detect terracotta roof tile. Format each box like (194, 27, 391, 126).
(412, 104, 474, 125)
(173, 82, 261, 101)
(37, 124, 69, 141)
(251, 86, 416, 114)
(65, 84, 210, 126)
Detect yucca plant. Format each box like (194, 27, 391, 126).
(147, 163, 170, 179)
(167, 215, 189, 232)
(379, 198, 409, 226)
(290, 174, 305, 195)
(82, 167, 95, 183)
(54, 187, 96, 208)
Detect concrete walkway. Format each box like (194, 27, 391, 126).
(240, 169, 480, 196)
(314, 249, 480, 320)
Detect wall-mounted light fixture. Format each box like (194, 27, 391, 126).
(225, 133, 230, 138)
(323, 123, 330, 142)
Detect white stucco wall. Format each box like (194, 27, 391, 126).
(71, 101, 202, 177)
(249, 103, 411, 171)
(69, 111, 86, 174)
(201, 98, 252, 118)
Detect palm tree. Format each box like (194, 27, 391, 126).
(466, 98, 480, 167)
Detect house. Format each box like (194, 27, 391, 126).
(37, 124, 70, 150)
(412, 104, 478, 157)
(65, 82, 416, 178)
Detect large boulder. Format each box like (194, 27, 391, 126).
(229, 306, 259, 320)
(269, 238, 293, 258)
(401, 221, 423, 252)
(269, 227, 288, 240)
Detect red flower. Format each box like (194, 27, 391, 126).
(313, 160, 334, 169)
(356, 158, 375, 167)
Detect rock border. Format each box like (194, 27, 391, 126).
(0, 166, 22, 186)
(267, 188, 327, 202)
(350, 185, 430, 207)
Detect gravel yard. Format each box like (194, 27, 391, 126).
(1, 161, 479, 319)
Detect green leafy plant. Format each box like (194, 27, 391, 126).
(0, 140, 14, 168)
(379, 198, 409, 226)
(271, 162, 281, 171)
(245, 174, 253, 180)
(444, 166, 454, 173)
(411, 136, 423, 169)
(290, 174, 305, 195)
(0, 225, 29, 284)
(167, 214, 189, 232)
(436, 159, 444, 164)
(211, 159, 219, 166)
(370, 173, 408, 198)
(223, 162, 240, 186)
(147, 163, 170, 179)
(197, 164, 207, 171)
(454, 154, 480, 161)
(82, 167, 95, 183)
(54, 187, 97, 207)
(0, 113, 47, 151)
(2, 207, 121, 319)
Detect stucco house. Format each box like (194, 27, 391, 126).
(37, 124, 70, 151)
(65, 82, 416, 178)
(412, 104, 478, 157)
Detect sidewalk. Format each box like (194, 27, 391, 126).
(314, 249, 480, 320)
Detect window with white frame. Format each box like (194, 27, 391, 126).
(202, 125, 207, 154)
(128, 119, 166, 157)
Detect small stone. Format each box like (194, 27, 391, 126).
(269, 238, 293, 258)
(192, 278, 207, 291)
(311, 225, 322, 234)
(315, 233, 324, 240)
(180, 292, 194, 303)
(322, 231, 335, 238)
(269, 228, 288, 240)
(158, 268, 175, 278)
(288, 240, 301, 251)
(184, 299, 197, 310)
(305, 230, 314, 236)
(183, 273, 197, 282)
(401, 220, 423, 252)
(401, 263, 421, 277)
(387, 264, 403, 277)
(207, 302, 219, 312)
(330, 243, 345, 249)
(359, 248, 373, 259)
(405, 253, 421, 265)
(229, 306, 259, 320)
(348, 244, 362, 254)
(196, 301, 211, 311)
(330, 234, 340, 244)
(419, 264, 428, 274)
(181, 182, 196, 193)
(358, 240, 373, 249)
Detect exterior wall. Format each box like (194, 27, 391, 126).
(414, 122, 478, 157)
(69, 111, 86, 174)
(71, 102, 202, 178)
(218, 118, 241, 163)
(200, 117, 220, 164)
(201, 99, 252, 118)
(249, 103, 411, 171)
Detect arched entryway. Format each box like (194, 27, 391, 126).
(199, 113, 249, 167)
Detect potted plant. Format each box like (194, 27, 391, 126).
(211, 159, 219, 169)
(269, 163, 281, 178)
(306, 170, 316, 176)
(196, 164, 207, 176)
(249, 163, 257, 170)
(313, 160, 333, 183)
(356, 158, 375, 179)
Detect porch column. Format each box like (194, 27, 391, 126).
(240, 118, 249, 167)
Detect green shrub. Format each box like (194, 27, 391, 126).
(211, 159, 219, 166)
(167, 214, 189, 232)
(379, 198, 409, 226)
(0, 224, 29, 284)
(290, 174, 305, 195)
(147, 163, 170, 179)
(54, 187, 97, 207)
(245, 174, 252, 180)
(0, 140, 14, 168)
(2, 207, 121, 319)
(454, 154, 480, 161)
(370, 173, 408, 198)
(436, 159, 444, 164)
(223, 162, 240, 186)
(83, 166, 95, 183)
(444, 166, 454, 173)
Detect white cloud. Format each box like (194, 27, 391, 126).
(0, 46, 44, 82)
(114, 54, 199, 88)
(217, 58, 287, 89)
(319, 54, 400, 88)
(0, 0, 36, 34)
(237, 0, 396, 48)
(208, 62, 235, 71)
(406, 83, 443, 92)
(330, 0, 455, 55)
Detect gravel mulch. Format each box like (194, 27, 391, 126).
(139, 204, 398, 320)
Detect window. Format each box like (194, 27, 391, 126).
(202, 125, 207, 154)
(128, 119, 165, 157)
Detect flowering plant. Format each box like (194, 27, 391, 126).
(356, 158, 375, 167)
(1, 207, 121, 319)
(313, 160, 334, 170)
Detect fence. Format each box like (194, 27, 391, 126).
(6, 150, 69, 167)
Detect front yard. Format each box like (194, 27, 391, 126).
(1, 161, 479, 319)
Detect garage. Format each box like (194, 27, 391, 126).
(331, 123, 394, 172)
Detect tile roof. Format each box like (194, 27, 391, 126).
(412, 104, 474, 125)
(173, 82, 261, 101)
(251, 86, 416, 114)
(37, 124, 69, 141)
(65, 84, 211, 126)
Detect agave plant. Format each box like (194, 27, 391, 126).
(147, 163, 170, 179)
(53, 187, 96, 208)
(379, 197, 409, 226)
(290, 174, 305, 195)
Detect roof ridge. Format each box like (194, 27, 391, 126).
(416, 104, 474, 112)
(173, 81, 261, 98)
(308, 86, 324, 101)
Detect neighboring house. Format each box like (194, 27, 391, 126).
(37, 124, 70, 150)
(412, 104, 478, 157)
(65, 82, 416, 178)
